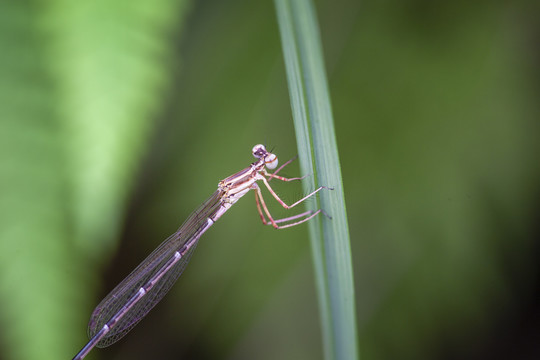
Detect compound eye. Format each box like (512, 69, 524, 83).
(265, 153, 278, 169)
(252, 144, 266, 158)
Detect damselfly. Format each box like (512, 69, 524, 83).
(73, 144, 329, 359)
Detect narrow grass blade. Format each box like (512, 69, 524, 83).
(274, 1, 359, 360)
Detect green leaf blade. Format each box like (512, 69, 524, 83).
(274, 1, 359, 360)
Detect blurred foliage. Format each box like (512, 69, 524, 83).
(0, 0, 539, 360)
(0, 0, 188, 359)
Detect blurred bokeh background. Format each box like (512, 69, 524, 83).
(0, 0, 539, 359)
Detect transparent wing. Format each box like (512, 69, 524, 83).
(87, 190, 223, 347)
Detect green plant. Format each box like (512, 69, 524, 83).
(275, 1, 359, 359)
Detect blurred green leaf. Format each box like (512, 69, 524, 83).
(0, 1, 189, 359)
(44, 0, 190, 257)
(0, 3, 86, 359)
